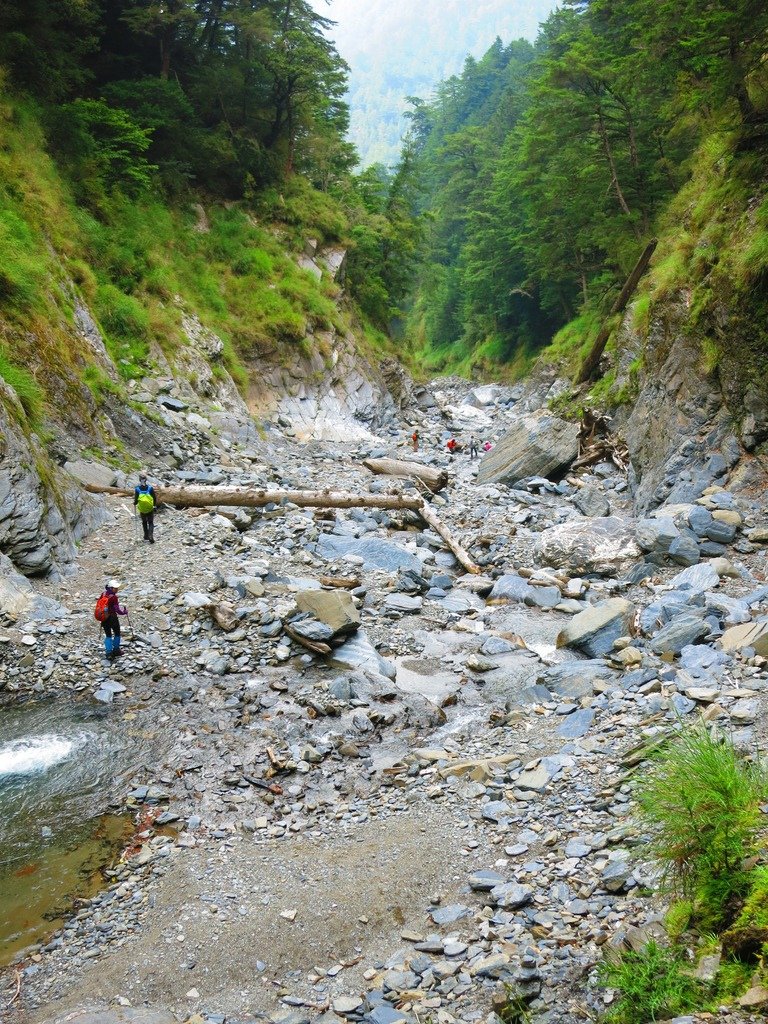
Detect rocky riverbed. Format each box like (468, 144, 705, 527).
(1, 378, 767, 1024)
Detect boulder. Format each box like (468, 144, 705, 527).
(295, 590, 360, 640)
(0, 552, 68, 621)
(476, 412, 579, 486)
(538, 661, 619, 699)
(574, 487, 610, 518)
(317, 534, 421, 573)
(535, 517, 641, 576)
(487, 574, 534, 603)
(636, 516, 679, 554)
(719, 621, 768, 657)
(557, 598, 635, 658)
(649, 613, 711, 655)
(63, 459, 117, 488)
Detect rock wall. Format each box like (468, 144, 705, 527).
(613, 295, 768, 514)
(0, 383, 108, 579)
(246, 328, 399, 443)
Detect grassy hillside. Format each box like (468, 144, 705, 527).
(0, 95, 390, 441)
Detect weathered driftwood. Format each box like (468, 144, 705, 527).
(576, 238, 658, 384)
(83, 483, 424, 512)
(362, 457, 448, 494)
(83, 482, 480, 575)
(418, 501, 480, 575)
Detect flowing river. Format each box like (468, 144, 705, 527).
(0, 698, 161, 964)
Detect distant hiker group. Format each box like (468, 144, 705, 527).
(445, 434, 491, 459)
(406, 431, 492, 459)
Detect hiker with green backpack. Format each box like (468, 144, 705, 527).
(95, 581, 128, 660)
(134, 472, 156, 543)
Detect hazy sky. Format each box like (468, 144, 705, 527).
(308, 0, 557, 164)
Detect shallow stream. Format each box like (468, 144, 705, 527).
(0, 699, 159, 963)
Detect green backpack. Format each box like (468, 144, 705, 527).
(137, 489, 154, 513)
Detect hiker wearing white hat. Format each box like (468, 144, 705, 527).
(94, 581, 128, 660)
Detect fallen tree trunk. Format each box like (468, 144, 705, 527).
(418, 502, 480, 575)
(576, 238, 658, 385)
(83, 483, 424, 512)
(83, 482, 480, 574)
(362, 458, 448, 494)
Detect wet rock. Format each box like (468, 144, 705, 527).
(476, 413, 578, 486)
(535, 517, 641, 576)
(557, 598, 635, 658)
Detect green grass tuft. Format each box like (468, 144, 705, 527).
(636, 724, 767, 928)
(598, 941, 700, 1024)
(0, 349, 45, 424)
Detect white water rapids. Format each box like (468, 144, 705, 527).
(0, 733, 81, 777)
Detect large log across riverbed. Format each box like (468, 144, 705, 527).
(83, 483, 424, 512)
(83, 483, 481, 574)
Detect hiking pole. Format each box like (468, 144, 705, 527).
(126, 611, 135, 640)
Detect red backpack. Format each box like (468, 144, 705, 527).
(94, 593, 110, 622)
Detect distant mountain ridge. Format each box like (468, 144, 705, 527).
(314, 0, 555, 166)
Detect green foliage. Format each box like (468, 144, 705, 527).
(636, 724, 767, 927)
(93, 284, 151, 377)
(0, 349, 44, 424)
(597, 941, 701, 1024)
(81, 365, 121, 404)
(733, 866, 768, 931)
(0, 205, 48, 310)
(664, 900, 694, 940)
(48, 99, 156, 203)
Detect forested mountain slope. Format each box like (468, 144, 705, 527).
(405, 0, 768, 390)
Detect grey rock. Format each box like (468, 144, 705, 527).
(535, 517, 641, 576)
(63, 460, 117, 489)
(668, 563, 721, 593)
(469, 870, 507, 891)
(558, 708, 595, 738)
(490, 881, 533, 909)
(488, 574, 534, 603)
(668, 533, 700, 566)
(636, 517, 679, 554)
(430, 904, 471, 925)
(317, 534, 421, 573)
(539, 661, 619, 699)
(601, 857, 633, 893)
(557, 598, 635, 658)
(650, 613, 711, 655)
(476, 412, 579, 486)
(384, 594, 423, 613)
(574, 487, 610, 518)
